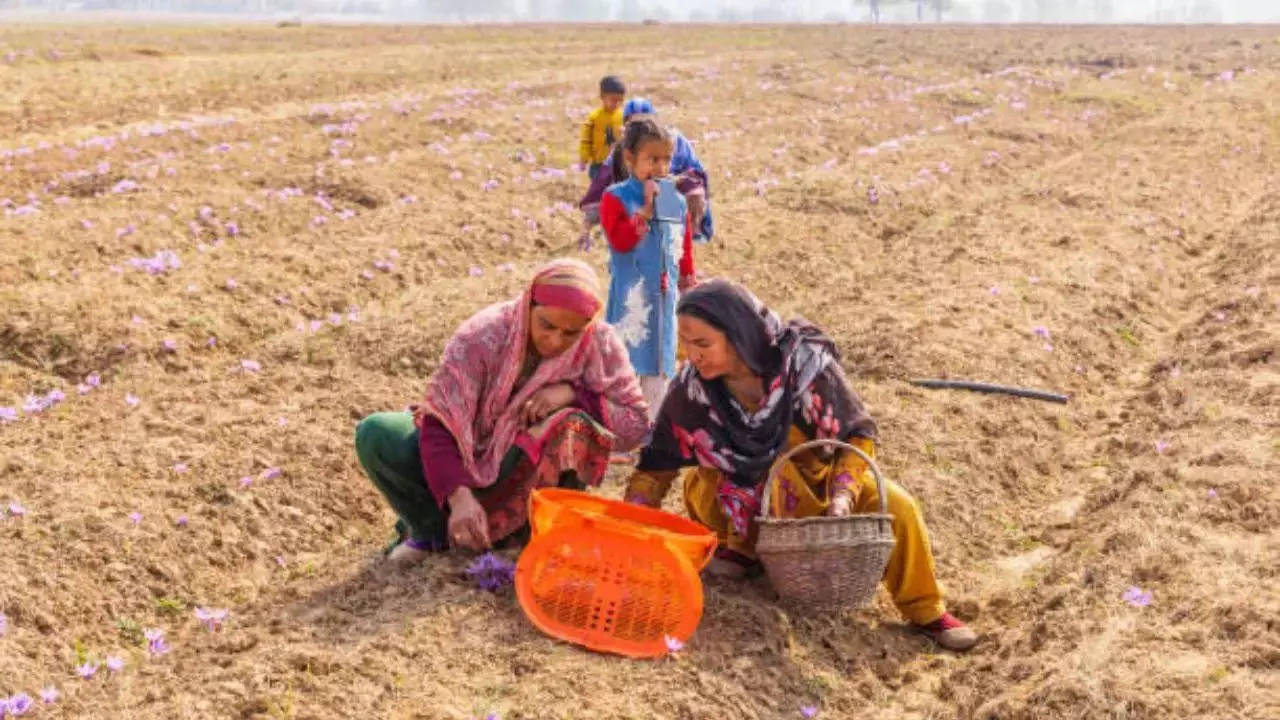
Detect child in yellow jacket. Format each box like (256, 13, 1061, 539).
(579, 75, 625, 181)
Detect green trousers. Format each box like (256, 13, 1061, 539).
(354, 412, 584, 553)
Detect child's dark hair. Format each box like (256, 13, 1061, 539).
(621, 116, 672, 156)
(599, 75, 626, 95)
(609, 117, 671, 181)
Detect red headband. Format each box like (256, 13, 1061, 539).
(532, 283, 601, 319)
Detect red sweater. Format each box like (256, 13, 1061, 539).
(418, 385, 605, 507)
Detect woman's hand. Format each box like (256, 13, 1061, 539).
(447, 487, 491, 551)
(521, 383, 576, 426)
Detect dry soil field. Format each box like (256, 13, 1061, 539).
(1, 20, 1278, 720)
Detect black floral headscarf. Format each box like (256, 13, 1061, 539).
(638, 280, 876, 533)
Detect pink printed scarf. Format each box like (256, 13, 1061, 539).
(414, 260, 648, 488)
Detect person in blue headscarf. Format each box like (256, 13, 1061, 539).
(579, 97, 714, 244)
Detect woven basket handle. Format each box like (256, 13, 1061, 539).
(756, 439, 889, 520)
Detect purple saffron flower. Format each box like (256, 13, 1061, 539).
(1154, 439, 1170, 455)
(274, 555, 286, 567)
(144, 628, 170, 656)
(260, 467, 281, 480)
(240, 359, 262, 373)
(867, 186, 879, 205)
(663, 635, 684, 653)
(125, 393, 140, 408)
(46, 389, 66, 405)
(39, 686, 59, 704)
(176, 515, 189, 526)
(207, 337, 217, 348)
(239, 476, 253, 488)
(0, 406, 17, 423)
(469, 266, 484, 277)
(22, 394, 49, 414)
(224, 221, 239, 237)
(105, 655, 124, 672)
(7, 502, 25, 517)
(172, 463, 188, 473)
(360, 270, 375, 280)
(1123, 586, 1153, 608)
(1032, 326, 1051, 341)
(162, 338, 178, 352)
(85, 372, 101, 388)
(801, 706, 819, 719)
(129, 511, 143, 525)
(6, 693, 33, 715)
(75, 661, 99, 679)
(464, 552, 515, 592)
(194, 607, 228, 632)
(1208, 488, 1219, 500)
(225, 278, 238, 290)
(0, 611, 7, 635)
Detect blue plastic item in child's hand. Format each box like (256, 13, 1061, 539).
(652, 178, 683, 223)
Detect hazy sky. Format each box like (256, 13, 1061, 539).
(13, 0, 1280, 23)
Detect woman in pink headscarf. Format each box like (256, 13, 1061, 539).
(355, 259, 649, 563)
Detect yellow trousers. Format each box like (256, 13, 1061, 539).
(679, 462, 947, 625)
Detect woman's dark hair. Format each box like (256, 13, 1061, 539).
(614, 116, 670, 179)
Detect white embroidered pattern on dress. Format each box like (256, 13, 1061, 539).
(614, 279, 652, 348)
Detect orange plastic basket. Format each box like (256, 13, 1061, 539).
(515, 520, 703, 659)
(529, 488, 716, 571)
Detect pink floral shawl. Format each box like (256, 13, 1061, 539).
(414, 269, 648, 488)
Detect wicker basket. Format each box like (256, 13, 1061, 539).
(755, 439, 896, 610)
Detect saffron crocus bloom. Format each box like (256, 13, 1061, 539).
(125, 393, 140, 407)
(6, 692, 33, 715)
(0, 406, 17, 422)
(86, 372, 101, 388)
(176, 515, 189, 526)
(1208, 488, 1219, 499)
(225, 278, 238, 290)
(469, 266, 484, 277)
(144, 628, 170, 656)
(75, 661, 99, 679)
(194, 607, 228, 632)
(0, 611, 7, 635)
(1154, 440, 1170, 455)
(105, 656, 124, 672)
(801, 706, 819, 719)
(260, 467, 281, 480)
(240, 359, 261, 373)
(39, 686, 59, 703)
(1123, 586, 1153, 608)
(464, 553, 515, 592)
(129, 511, 143, 525)
(239, 476, 253, 488)
(162, 339, 178, 352)
(663, 635, 684, 653)
(9, 501, 27, 517)
(1032, 326, 1051, 341)
(173, 463, 188, 473)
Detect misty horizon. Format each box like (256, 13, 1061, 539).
(3, 1, 1279, 24)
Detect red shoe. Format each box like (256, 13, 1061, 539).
(915, 612, 978, 652)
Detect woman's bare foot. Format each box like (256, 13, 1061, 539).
(386, 541, 431, 565)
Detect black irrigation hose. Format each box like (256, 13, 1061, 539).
(909, 378, 1070, 404)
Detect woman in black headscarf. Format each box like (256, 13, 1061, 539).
(623, 279, 977, 651)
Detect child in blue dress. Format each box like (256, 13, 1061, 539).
(599, 118, 697, 419)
